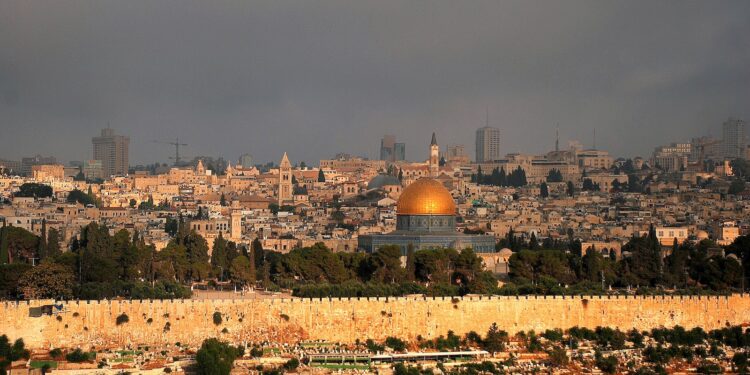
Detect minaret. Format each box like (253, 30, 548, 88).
(230, 209, 242, 241)
(429, 132, 439, 177)
(278, 152, 292, 206)
(555, 124, 560, 152)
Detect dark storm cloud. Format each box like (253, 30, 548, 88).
(1, 0, 749, 165)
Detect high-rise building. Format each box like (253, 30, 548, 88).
(652, 143, 691, 172)
(238, 153, 253, 168)
(83, 160, 104, 181)
(722, 118, 747, 159)
(380, 135, 395, 161)
(475, 126, 501, 162)
(380, 135, 406, 162)
(92, 128, 129, 177)
(446, 144, 469, 164)
(393, 143, 406, 161)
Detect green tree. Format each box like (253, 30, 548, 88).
(0, 335, 30, 373)
(729, 179, 746, 195)
(0, 225, 8, 264)
(483, 323, 508, 353)
(165, 217, 178, 237)
(37, 220, 47, 260)
(405, 244, 416, 281)
(547, 169, 563, 183)
(317, 168, 325, 182)
(182, 231, 211, 281)
(67, 189, 96, 206)
(540, 182, 549, 198)
(582, 178, 599, 191)
(48, 227, 64, 258)
(230, 255, 255, 286)
(453, 248, 484, 285)
(370, 245, 405, 283)
(211, 233, 229, 280)
(155, 242, 189, 282)
(195, 338, 240, 375)
(247, 244, 256, 288)
(17, 263, 75, 299)
(1, 226, 40, 264)
(15, 183, 53, 198)
(567, 181, 575, 196)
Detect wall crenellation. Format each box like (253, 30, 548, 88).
(2, 294, 748, 350)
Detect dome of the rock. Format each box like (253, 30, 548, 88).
(396, 178, 456, 216)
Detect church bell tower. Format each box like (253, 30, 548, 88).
(278, 152, 292, 206)
(429, 132, 439, 177)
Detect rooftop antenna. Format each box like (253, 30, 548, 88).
(153, 137, 189, 166)
(593, 128, 597, 150)
(555, 124, 560, 152)
(485, 107, 489, 127)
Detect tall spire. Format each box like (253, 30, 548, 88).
(280, 152, 291, 167)
(593, 128, 597, 150)
(430, 132, 437, 146)
(555, 124, 560, 152)
(485, 107, 489, 127)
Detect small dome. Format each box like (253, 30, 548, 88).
(367, 174, 401, 190)
(696, 230, 709, 240)
(397, 178, 456, 215)
(498, 248, 513, 257)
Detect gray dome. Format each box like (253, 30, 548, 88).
(367, 174, 401, 190)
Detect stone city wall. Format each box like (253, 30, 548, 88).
(1, 294, 749, 349)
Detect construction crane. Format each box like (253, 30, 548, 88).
(153, 138, 188, 166)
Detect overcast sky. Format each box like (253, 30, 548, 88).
(1, 1, 749, 165)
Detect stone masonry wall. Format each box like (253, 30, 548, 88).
(1, 294, 749, 350)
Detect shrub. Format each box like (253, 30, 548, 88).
(595, 352, 618, 374)
(250, 346, 264, 358)
(66, 348, 94, 363)
(213, 312, 222, 325)
(116, 313, 129, 325)
(283, 358, 300, 372)
(196, 338, 240, 375)
(548, 346, 568, 366)
(279, 313, 290, 321)
(49, 348, 63, 359)
(385, 337, 407, 352)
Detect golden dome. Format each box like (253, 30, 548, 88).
(397, 178, 456, 215)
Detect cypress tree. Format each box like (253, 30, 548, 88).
(38, 219, 48, 260)
(0, 224, 8, 264)
(406, 243, 416, 281)
(47, 228, 62, 258)
(247, 242, 256, 287)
